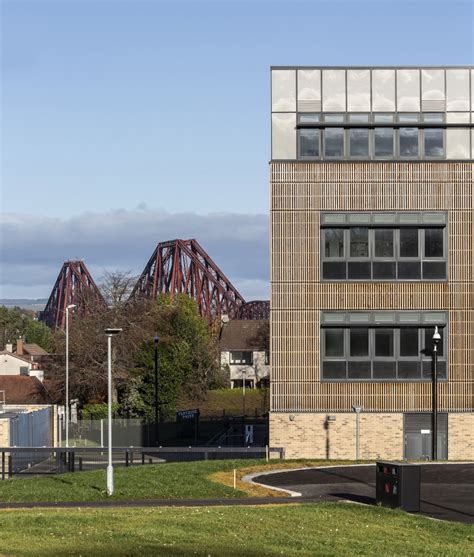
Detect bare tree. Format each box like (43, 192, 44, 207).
(99, 270, 138, 308)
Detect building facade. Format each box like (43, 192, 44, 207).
(270, 66, 474, 460)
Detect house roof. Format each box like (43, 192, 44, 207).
(0, 351, 31, 364)
(0, 376, 50, 404)
(219, 320, 269, 351)
(21, 344, 49, 356)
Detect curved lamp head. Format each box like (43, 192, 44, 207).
(105, 328, 122, 337)
(432, 326, 441, 345)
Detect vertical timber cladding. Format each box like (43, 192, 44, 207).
(270, 161, 474, 413)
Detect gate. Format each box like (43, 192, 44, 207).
(404, 413, 448, 460)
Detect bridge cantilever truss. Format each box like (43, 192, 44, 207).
(131, 239, 246, 320)
(39, 260, 107, 330)
(236, 300, 270, 320)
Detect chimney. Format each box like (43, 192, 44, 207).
(5, 343, 13, 353)
(16, 338, 24, 356)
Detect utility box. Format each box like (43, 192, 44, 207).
(376, 461, 420, 512)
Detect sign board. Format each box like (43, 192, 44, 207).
(70, 402, 78, 424)
(176, 409, 200, 442)
(176, 409, 200, 421)
(421, 429, 431, 434)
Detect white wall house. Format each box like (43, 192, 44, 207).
(0, 351, 44, 382)
(219, 320, 270, 389)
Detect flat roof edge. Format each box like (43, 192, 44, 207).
(270, 65, 474, 70)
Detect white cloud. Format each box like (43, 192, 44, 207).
(0, 209, 269, 300)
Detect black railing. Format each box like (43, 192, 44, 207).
(0, 446, 284, 478)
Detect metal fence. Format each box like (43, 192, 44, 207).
(0, 446, 284, 478)
(9, 408, 52, 472)
(60, 417, 268, 448)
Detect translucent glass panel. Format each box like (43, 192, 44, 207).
(421, 69, 445, 100)
(396, 69, 420, 111)
(271, 70, 296, 111)
(322, 70, 346, 111)
(447, 113, 470, 123)
(347, 69, 370, 111)
(446, 129, 470, 159)
(446, 69, 470, 111)
(272, 113, 296, 159)
(297, 69, 321, 111)
(372, 69, 395, 111)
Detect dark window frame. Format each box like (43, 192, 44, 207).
(321, 322, 448, 382)
(295, 112, 447, 161)
(321, 221, 447, 282)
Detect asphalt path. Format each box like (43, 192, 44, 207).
(252, 463, 474, 524)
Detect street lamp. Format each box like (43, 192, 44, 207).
(432, 326, 441, 461)
(105, 327, 122, 496)
(154, 334, 159, 445)
(65, 304, 76, 447)
(352, 405, 363, 460)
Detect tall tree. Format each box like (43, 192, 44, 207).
(0, 306, 54, 351)
(122, 294, 221, 420)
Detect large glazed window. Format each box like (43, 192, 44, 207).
(320, 212, 447, 281)
(321, 311, 447, 382)
(296, 112, 448, 160)
(272, 67, 473, 162)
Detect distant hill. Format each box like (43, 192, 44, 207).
(0, 299, 48, 311)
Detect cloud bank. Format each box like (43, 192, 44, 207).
(0, 209, 269, 300)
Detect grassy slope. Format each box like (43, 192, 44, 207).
(0, 459, 370, 503)
(0, 504, 472, 557)
(177, 388, 269, 418)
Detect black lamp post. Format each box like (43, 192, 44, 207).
(154, 334, 159, 445)
(432, 326, 441, 461)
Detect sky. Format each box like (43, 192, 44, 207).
(1, 0, 473, 299)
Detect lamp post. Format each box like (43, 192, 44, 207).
(432, 326, 441, 461)
(105, 327, 122, 496)
(352, 405, 363, 460)
(154, 334, 159, 445)
(65, 304, 76, 447)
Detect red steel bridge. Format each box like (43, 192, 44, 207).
(39, 260, 107, 330)
(131, 239, 246, 320)
(40, 239, 269, 329)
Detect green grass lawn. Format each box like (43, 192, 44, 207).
(0, 459, 371, 503)
(0, 503, 472, 557)
(0, 460, 252, 502)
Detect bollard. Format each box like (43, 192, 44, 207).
(141, 452, 145, 465)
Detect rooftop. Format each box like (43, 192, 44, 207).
(219, 320, 269, 351)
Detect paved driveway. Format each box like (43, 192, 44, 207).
(252, 463, 474, 524)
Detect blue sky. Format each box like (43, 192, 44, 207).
(1, 0, 473, 298)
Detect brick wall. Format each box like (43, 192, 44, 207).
(270, 412, 403, 460)
(448, 413, 474, 460)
